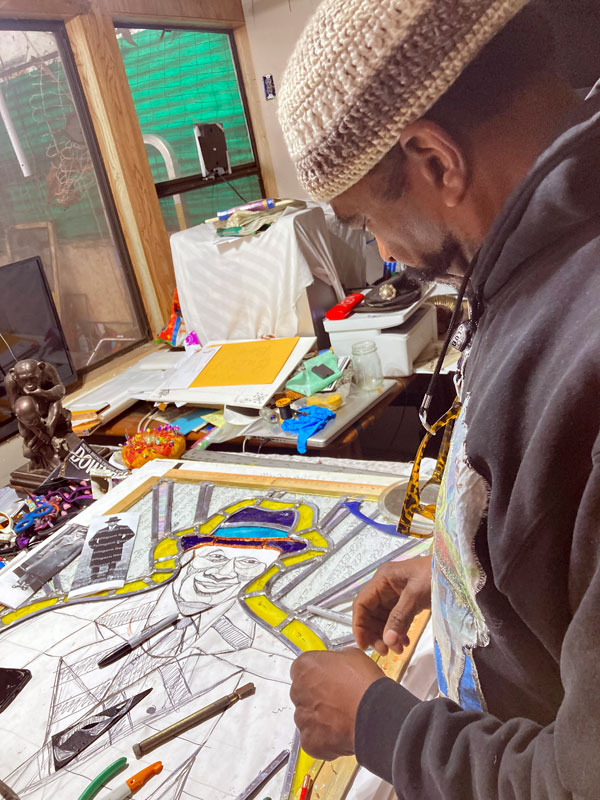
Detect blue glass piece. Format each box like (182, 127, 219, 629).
(214, 526, 289, 539)
(343, 500, 409, 538)
(224, 507, 296, 528)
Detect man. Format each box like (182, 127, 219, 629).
(279, 2, 600, 798)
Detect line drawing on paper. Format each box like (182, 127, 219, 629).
(0, 479, 421, 800)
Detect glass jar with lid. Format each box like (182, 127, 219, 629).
(351, 340, 384, 391)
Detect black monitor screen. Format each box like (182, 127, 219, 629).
(0, 256, 77, 443)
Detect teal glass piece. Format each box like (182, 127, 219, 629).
(215, 526, 289, 539)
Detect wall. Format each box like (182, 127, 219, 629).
(241, 0, 320, 199)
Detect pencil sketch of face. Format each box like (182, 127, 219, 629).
(175, 545, 279, 612)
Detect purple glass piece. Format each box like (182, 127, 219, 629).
(224, 506, 295, 528)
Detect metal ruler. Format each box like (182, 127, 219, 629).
(235, 749, 290, 800)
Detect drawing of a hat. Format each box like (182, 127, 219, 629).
(181, 504, 310, 555)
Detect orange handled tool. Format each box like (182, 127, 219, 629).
(104, 762, 163, 800)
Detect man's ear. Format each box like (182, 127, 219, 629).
(37, 361, 47, 372)
(398, 119, 469, 207)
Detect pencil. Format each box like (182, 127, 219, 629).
(299, 773, 313, 800)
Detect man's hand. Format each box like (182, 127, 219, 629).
(290, 648, 384, 760)
(353, 555, 432, 656)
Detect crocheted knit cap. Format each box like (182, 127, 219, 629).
(278, 0, 530, 202)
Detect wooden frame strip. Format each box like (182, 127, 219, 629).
(0, 0, 244, 25)
(233, 25, 278, 197)
(66, 6, 175, 331)
(106, 469, 394, 515)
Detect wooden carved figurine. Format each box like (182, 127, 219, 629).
(4, 359, 72, 472)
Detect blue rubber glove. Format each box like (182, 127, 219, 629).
(281, 406, 336, 453)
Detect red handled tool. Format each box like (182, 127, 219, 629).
(325, 293, 364, 320)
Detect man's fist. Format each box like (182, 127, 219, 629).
(290, 648, 385, 760)
(353, 555, 432, 655)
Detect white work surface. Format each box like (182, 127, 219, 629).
(0, 456, 436, 800)
(170, 205, 345, 344)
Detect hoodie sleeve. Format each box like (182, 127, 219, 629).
(355, 448, 600, 800)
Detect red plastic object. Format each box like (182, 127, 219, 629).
(325, 293, 364, 320)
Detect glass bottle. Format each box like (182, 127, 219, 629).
(351, 340, 384, 391)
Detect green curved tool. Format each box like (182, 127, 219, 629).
(76, 757, 128, 800)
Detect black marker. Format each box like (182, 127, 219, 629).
(98, 613, 179, 668)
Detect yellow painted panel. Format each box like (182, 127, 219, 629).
(175, 527, 193, 538)
(296, 504, 315, 530)
(280, 552, 318, 567)
(244, 565, 279, 593)
(156, 558, 176, 570)
(115, 580, 148, 594)
(154, 538, 178, 558)
(301, 530, 328, 548)
(259, 500, 294, 510)
(1, 598, 59, 625)
(199, 514, 225, 534)
(244, 595, 288, 627)
(281, 619, 327, 652)
(291, 749, 316, 798)
(224, 500, 255, 514)
(152, 573, 171, 583)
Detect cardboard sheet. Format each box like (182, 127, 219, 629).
(190, 337, 299, 388)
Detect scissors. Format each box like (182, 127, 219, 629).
(0, 512, 15, 544)
(14, 503, 54, 533)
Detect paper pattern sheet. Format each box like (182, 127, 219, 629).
(69, 513, 139, 598)
(0, 475, 427, 800)
(0, 524, 88, 609)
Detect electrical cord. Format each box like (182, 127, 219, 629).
(220, 172, 247, 204)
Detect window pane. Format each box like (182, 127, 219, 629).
(159, 175, 263, 234)
(0, 29, 145, 370)
(117, 28, 255, 181)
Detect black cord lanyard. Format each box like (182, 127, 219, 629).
(418, 257, 480, 433)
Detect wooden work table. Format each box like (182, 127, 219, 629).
(89, 376, 415, 460)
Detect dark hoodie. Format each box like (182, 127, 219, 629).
(355, 93, 600, 799)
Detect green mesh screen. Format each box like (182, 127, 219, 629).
(118, 27, 261, 232)
(118, 28, 255, 179)
(0, 55, 112, 244)
(0, 27, 260, 249)
(160, 176, 263, 234)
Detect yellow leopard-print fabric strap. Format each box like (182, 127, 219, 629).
(397, 398, 462, 538)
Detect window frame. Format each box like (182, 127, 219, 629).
(113, 22, 265, 203)
(0, 17, 151, 375)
